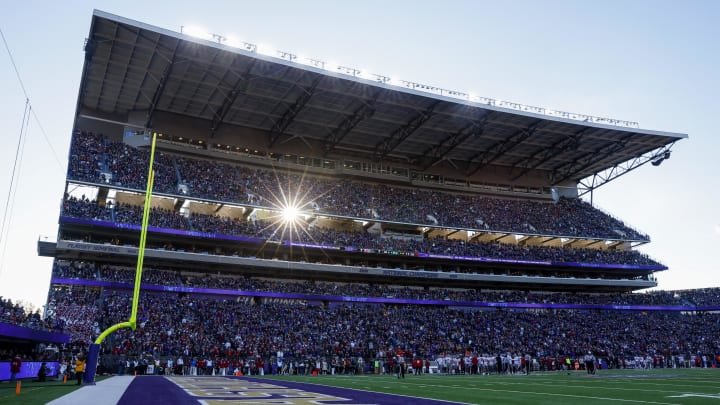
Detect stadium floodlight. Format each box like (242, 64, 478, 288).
(371, 73, 390, 84)
(337, 66, 362, 77)
(256, 44, 276, 57)
(225, 36, 244, 49)
(651, 157, 664, 166)
(295, 55, 311, 66)
(277, 51, 297, 62)
(181, 25, 213, 41)
(360, 69, 376, 80)
(176, 24, 639, 128)
(306, 58, 327, 69)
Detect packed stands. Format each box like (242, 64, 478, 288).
(43, 265, 720, 371)
(66, 131, 648, 241)
(51, 260, 680, 305)
(60, 197, 661, 268)
(0, 297, 52, 331)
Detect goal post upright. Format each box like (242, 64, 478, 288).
(84, 132, 158, 384)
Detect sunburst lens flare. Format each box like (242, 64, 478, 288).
(281, 205, 299, 223)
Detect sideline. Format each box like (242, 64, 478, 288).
(47, 376, 134, 405)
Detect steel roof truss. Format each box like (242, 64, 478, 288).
(267, 74, 324, 148)
(113, 19, 176, 63)
(144, 39, 181, 128)
(179, 47, 226, 116)
(420, 113, 489, 171)
(113, 28, 144, 113)
(210, 59, 258, 137)
(510, 127, 595, 181)
(552, 133, 636, 185)
(466, 120, 543, 177)
(128, 41, 168, 112)
(94, 22, 120, 112)
(372, 100, 441, 162)
(575, 142, 676, 197)
(321, 89, 382, 157)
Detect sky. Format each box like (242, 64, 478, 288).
(0, 0, 718, 311)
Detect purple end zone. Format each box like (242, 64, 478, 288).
(118, 376, 198, 404)
(117, 375, 467, 404)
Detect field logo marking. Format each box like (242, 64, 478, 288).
(169, 376, 378, 404)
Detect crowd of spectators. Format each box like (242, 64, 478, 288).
(46, 130, 720, 374)
(66, 131, 647, 241)
(49, 260, 715, 308)
(66, 130, 105, 184)
(60, 197, 661, 267)
(0, 296, 52, 330)
(670, 288, 720, 307)
(41, 284, 720, 371)
(62, 195, 113, 221)
(4, 260, 718, 370)
(44, 287, 101, 344)
(114, 202, 190, 230)
(104, 138, 177, 193)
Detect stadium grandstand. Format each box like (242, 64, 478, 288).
(4, 10, 717, 401)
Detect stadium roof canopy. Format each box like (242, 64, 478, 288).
(76, 10, 687, 192)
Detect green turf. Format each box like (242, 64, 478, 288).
(260, 369, 720, 405)
(3, 370, 717, 404)
(0, 377, 107, 405)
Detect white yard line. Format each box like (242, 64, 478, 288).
(406, 382, 682, 405)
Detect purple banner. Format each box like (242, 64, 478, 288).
(59, 217, 665, 271)
(0, 361, 59, 381)
(51, 278, 716, 312)
(0, 322, 69, 344)
(59, 217, 263, 244)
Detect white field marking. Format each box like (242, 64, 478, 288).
(483, 380, 690, 394)
(526, 371, 720, 381)
(517, 375, 720, 389)
(394, 382, 681, 405)
(275, 378, 681, 405)
(255, 379, 478, 405)
(561, 380, 720, 390)
(667, 393, 720, 399)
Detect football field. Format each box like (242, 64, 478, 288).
(3, 369, 719, 404)
(257, 369, 720, 405)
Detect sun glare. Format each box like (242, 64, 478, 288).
(282, 205, 299, 223)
